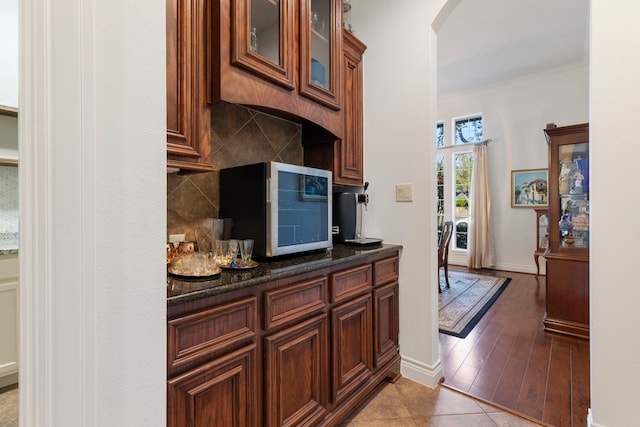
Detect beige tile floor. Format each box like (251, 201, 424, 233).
(0, 384, 18, 427)
(341, 377, 546, 427)
(0, 378, 545, 427)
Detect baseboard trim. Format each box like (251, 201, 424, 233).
(399, 354, 443, 388)
(448, 260, 544, 276)
(0, 373, 18, 389)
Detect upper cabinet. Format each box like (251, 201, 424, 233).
(213, 0, 344, 138)
(166, 0, 350, 171)
(299, 0, 342, 110)
(305, 29, 366, 186)
(166, 0, 214, 171)
(231, 0, 296, 90)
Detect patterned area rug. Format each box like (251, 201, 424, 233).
(439, 270, 511, 338)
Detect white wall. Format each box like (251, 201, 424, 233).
(590, 1, 640, 426)
(438, 66, 589, 273)
(0, 0, 18, 108)
(351, 0, 447, 387)
(20, 0, 166, 425)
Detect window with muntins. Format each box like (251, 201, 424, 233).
(455, 116, 483, 144)
(435, 115, 483, 251)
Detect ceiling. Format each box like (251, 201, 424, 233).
(437, 0, 589, 97)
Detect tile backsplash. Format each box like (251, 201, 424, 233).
(167, 102, 303, 241)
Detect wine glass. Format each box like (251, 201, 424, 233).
(228, 239, 240, 266)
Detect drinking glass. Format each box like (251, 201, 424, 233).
(228, 239, 240, 266)
(205, 252, 218, 274)
(193, 252, 207, 276)
(239, 239, 254, 267)
(214, 240, 229, 266)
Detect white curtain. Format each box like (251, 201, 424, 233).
(468, 142, 496, 268)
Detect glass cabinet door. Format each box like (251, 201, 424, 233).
(299, 0, 342, 110)
(232, 0, 295, 89)
(557, 142, 589, 248)
(535, 209, 549, 252)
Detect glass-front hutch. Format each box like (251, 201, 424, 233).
(543, 123, 589, 339)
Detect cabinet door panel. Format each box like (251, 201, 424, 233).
(231, 0, 295, 89)
(166, 0, 214, 171)
(331, 293, 372, 404)
(299, 0, 342, 110)
(167, 344, 257, 427)
(373, 282, 399, 369)
(265, 314, 328, 426)
(337, 30, 366, 184)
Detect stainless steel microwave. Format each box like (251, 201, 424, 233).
(220, 161, 332, 258)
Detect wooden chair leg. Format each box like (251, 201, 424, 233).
(444, 264, 450, 289)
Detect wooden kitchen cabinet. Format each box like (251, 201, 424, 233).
(373, 283, 399, 368)
(331, 293, 372, 405)
(299, 0, 343, 110)
(264, 314, 329, 426)
(166, 0, 214, 171)
(167, 344, 258, 427)
(372, 256, 399, 369)
(167, 249, 401, 427)
(305, 29, 366, 185)
(230, 0, 295, 90)
(543, 123, 589, 339)
(211, 0, 344, 138)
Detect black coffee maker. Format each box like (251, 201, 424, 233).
(333, 182, 382, 246)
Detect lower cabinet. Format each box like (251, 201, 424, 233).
(331, 293, 372, 405)
(167, 344, 257, 426)
(167, 251, 400, 427)
(265, 314, 328, 426)
(373, 281, 399, 369)
(544, 254, 589, 338)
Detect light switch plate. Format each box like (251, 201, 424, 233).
(396, 183, 413, 202)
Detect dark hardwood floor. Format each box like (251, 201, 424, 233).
(439, 267, 590, 427)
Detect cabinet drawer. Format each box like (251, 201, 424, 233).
(331, 264, 372, 304)
(373, 256, 399, 287)
(168, 296, 257, 375)
(264, 276, 328, 331)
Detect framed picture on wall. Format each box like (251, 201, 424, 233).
(511, 169, 548, 208)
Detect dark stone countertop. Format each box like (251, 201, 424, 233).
(167, 243, 402, 306)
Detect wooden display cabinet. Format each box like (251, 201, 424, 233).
(212, 0, 344, 138)
(299, 0, 343, 110)
(534, 208, 548, 277)
(543, 123, 589, 339)
(304, 29, 366, 185)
